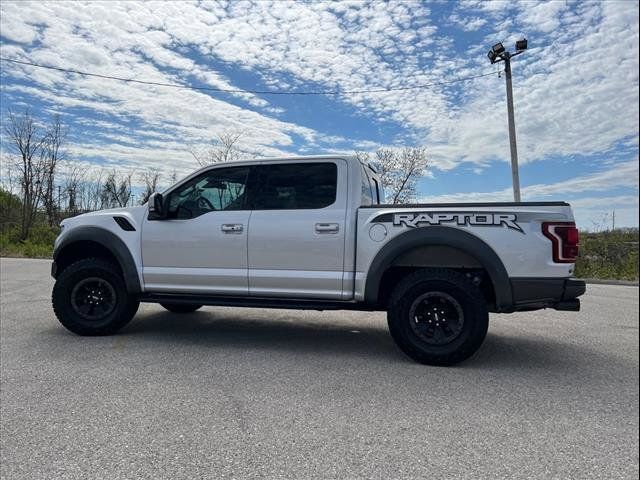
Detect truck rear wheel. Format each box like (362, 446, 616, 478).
(52, 258, 139, 336)
(387, 268, 489, 366)
(160, 303, 202, 313)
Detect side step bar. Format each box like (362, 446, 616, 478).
(139, 293, 380, 312)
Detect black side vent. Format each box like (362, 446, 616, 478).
(113, 216, 136, 231)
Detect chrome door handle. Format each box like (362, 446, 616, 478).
(315, 223, 339, 234)
(221, 224, 243, 233)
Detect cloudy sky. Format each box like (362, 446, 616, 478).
(1, 0, 638, 228)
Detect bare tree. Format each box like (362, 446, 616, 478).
(356, 147, 430, 204)
(590, 212, 611, 234)
(4, 109, 47, 240)
(138, 168, 161, 204)
(60, 165, 133, 215)
(84, 168, 106, 212)
(0, 151, 20, 203)
(101, 170, 133, 208)
(189, 132, 244, 166)
(60, 162, 84, 215)
(41, 115, 66, 226)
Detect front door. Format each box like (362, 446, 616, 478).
(247, 160, 347, 299)
(141, 165, 251, 294)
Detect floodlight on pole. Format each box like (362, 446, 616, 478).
(487, 38, 527, 202)
(492, 43, 505, 55)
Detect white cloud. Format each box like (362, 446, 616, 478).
(420, 159, 639, 228)
(0, 1, 320, 167)
(0, 0, 637, 182)
(449, 14, 487, 32)
(421, 159, 639, 202)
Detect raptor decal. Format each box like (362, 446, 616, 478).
(391, 212, 524, 233)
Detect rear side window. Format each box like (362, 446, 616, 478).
(254, 163, 337, 210)
(361, 165, 374, 206)
(372, 177, 381, 204)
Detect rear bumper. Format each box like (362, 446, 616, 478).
(510, 277, 586, 312)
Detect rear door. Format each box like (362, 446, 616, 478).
(247, 160, 348, 299)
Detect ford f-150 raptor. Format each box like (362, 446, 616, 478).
(51, 155, 585, 365)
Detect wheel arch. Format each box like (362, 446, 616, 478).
(364, 226, 512, 311)
(53, 226, 141, 294)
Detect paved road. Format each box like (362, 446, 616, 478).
(1, 258, 638, 479)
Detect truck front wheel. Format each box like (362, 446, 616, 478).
(52, 258, 139, 336)
(387, 269, 489, 366)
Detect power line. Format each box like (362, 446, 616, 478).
(0, 56, 498, 96)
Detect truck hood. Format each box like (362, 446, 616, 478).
(60, 205, 148, 229)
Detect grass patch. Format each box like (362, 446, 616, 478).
(0, 225, 59, 258)
(574, 230, 639, 281)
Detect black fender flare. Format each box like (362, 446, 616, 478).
(53, 226, 141, 293)
(364, 226, 512, 310)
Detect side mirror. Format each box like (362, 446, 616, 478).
(148, 192, 166, 220)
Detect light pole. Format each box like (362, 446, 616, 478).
(488, 39, 528, 202)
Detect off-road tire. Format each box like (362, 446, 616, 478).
(52, 258, 139, 336)
(160, 303, 203, 313)
(387, 268, 489, 366)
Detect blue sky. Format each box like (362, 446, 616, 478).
(1, 0, 638, 229)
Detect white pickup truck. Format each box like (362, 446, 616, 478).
(51, 155, 585, 365)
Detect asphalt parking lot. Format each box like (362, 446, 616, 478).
(1, 258, 638, 479)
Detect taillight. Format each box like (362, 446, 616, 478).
(542, 222, 580, 263)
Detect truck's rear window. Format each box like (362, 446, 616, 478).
(254, 163, 337, 210)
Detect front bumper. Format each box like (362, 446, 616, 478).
(510, 277, 586, 312)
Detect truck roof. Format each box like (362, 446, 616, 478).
(234, 154, 358, 163)
(173, 154, 365, 191)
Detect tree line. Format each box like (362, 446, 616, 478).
(1, 108, 430, 243)
(1, 109, 169, 241)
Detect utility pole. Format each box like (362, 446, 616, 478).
(488, 39, 528, 202)
(503, 54, 521, 202)
(612, 210, 615, 231)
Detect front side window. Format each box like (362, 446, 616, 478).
(254, 163, 337, 210)
(167, 166, 249, 219)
